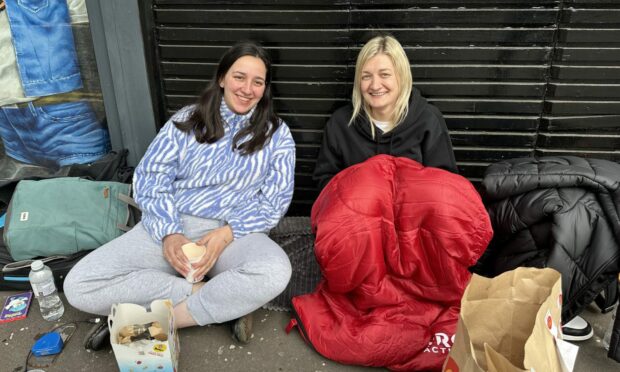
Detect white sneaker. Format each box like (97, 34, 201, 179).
(562, 315, 594, 342)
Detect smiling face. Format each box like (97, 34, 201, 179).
(219, 55, 267, 115)
(360, 53, 400, 122)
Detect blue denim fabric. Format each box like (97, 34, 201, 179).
(4, 0, 82, 97)
(0, 101, 110, 168)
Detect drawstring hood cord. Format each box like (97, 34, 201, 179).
(373, 130, 396, 156)
(388, 133, 395, 156)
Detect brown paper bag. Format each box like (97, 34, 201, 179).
(443, 267, 565, 372)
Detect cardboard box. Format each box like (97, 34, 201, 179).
(109, 299, 180, 372)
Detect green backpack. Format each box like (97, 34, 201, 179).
(3, 177, 140, 261)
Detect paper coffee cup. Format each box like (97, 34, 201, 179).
(181, 243, 206, 283)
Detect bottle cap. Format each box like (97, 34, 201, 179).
(31, 260, 44, 271)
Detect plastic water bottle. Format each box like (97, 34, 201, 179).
(29, 260, 65, 321)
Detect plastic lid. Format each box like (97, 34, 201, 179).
(31, 331, 64, 357)
(31, 260, 44, 271)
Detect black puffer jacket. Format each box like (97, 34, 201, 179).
(474, 156, 620, 359)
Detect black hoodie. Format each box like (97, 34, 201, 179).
(313, 87, 458, 190)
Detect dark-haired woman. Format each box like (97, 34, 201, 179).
(64, 42, 295, 340)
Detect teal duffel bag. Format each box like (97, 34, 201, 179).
(3, 177, 140, 261)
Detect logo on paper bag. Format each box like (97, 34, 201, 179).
(444, 356, 460, 372)
(424, 332, 454, 354)
(545, 309, 559, 339)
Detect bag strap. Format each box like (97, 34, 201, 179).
(117, 224, 132, 232)
(116, 192, 140, 232)
(2, 255, 71, 272)
(117, 192, 139, 209)
(595, 279, 619, 313)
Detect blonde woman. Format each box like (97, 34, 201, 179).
(314, 35, 457, 189)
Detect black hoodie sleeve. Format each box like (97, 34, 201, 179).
(313, 116, 344, 190)
(422, 108, 458, 173)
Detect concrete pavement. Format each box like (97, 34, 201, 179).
(0, 292, 617, 372)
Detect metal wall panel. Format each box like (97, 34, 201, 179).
(145, 0, 620, 215)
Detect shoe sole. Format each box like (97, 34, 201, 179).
(233, 314, 253, 344)
(562, 328, 594, 342)
(84, 320, 110, 350)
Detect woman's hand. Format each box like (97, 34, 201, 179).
(193, 225, 234, 279)
(162, 233, 192, 276)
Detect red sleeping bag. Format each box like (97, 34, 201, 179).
(289, 155, 492, 371)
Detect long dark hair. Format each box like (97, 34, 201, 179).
(174, 41, 280, 155)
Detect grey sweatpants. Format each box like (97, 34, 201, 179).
(64, 214, 292, 325)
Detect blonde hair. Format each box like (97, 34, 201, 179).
(349, 35, 413, 137)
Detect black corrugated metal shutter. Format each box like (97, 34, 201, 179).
(144, 0, 620, 215)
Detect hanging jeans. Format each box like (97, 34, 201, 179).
(0, 101, 110, 168)
(4, 0, 82, 97)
